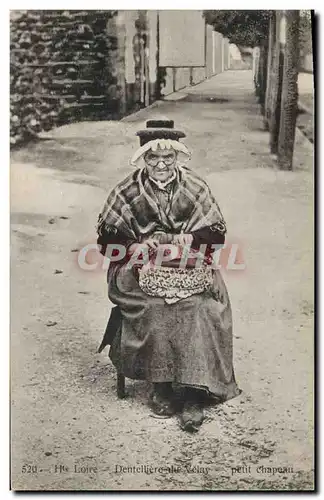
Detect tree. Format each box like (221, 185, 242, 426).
(203, 11, 270, 107)
(268, 10, 284, 154)
(203, 10, 270, 47)
(264, 11, 276, 129)
(299, 10, 312, 61)
(277, 11, 300, 170)
(204, 10, 303, 169)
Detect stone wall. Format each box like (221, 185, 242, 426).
(10, 10, 119, 147)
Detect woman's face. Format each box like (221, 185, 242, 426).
(144, 148, 177, 183)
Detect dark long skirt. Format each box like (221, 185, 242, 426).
(107, 264, 240, 402)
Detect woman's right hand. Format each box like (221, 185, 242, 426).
(142, 238, 159, 251)
(128, 239, 159, 255)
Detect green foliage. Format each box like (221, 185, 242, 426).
(203, 10, 270, 47)
(299, 11, 312, 54)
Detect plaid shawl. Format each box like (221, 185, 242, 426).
(97, 165, 226, 240)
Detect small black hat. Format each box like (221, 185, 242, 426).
(136, 119, 186, 146)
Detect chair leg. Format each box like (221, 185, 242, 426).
(117, 373, 126, 399)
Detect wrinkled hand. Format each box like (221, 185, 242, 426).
(142, 238, 160, 251)
(172, 233, 194, 246)
(128, 239, 159, 255)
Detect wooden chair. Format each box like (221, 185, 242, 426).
(117, 373, 126, 399)
(98, 306, 127, 399)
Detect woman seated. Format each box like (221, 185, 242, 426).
(97, 119, 240, 432)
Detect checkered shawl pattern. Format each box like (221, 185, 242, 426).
(97, 165, 226, 240)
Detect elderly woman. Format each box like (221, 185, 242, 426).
(97, 119, 240, 432)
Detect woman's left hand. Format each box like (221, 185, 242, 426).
(172, 233, 193, 246)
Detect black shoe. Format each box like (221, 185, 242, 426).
(149, 383, 175, 418)
(179, 400, 204, 432)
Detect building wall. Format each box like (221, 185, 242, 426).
(147, 10, 158, 86)
(191, 67, 207, 85)
(206, 24, 214, 78)
(160, 67, 193, 96)
(223, 38, 230, 70)
(159, 11, 206, 96)
(175, 68, 191, 91)
(158, 13, 233, 97)
(124, 11, 137, 85)
(160, 67, 174, 96)
(159, 11, 205, 67)
(213, 32, 223, 74)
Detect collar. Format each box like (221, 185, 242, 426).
(148, 170, 177, 191)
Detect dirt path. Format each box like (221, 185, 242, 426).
(11, 71, 314, 491)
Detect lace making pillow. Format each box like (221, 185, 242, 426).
(138, 265, 213, 304)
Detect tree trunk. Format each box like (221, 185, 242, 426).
(277, 10, 300, 170)
(258, 41, 268, 114)
(264, 11, 276, 129)
(254, 40, 268, 114)
(269, 10, 284, 154)
(253, 47, 261, 93)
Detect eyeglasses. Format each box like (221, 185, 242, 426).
(144, 153, 176, 167)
